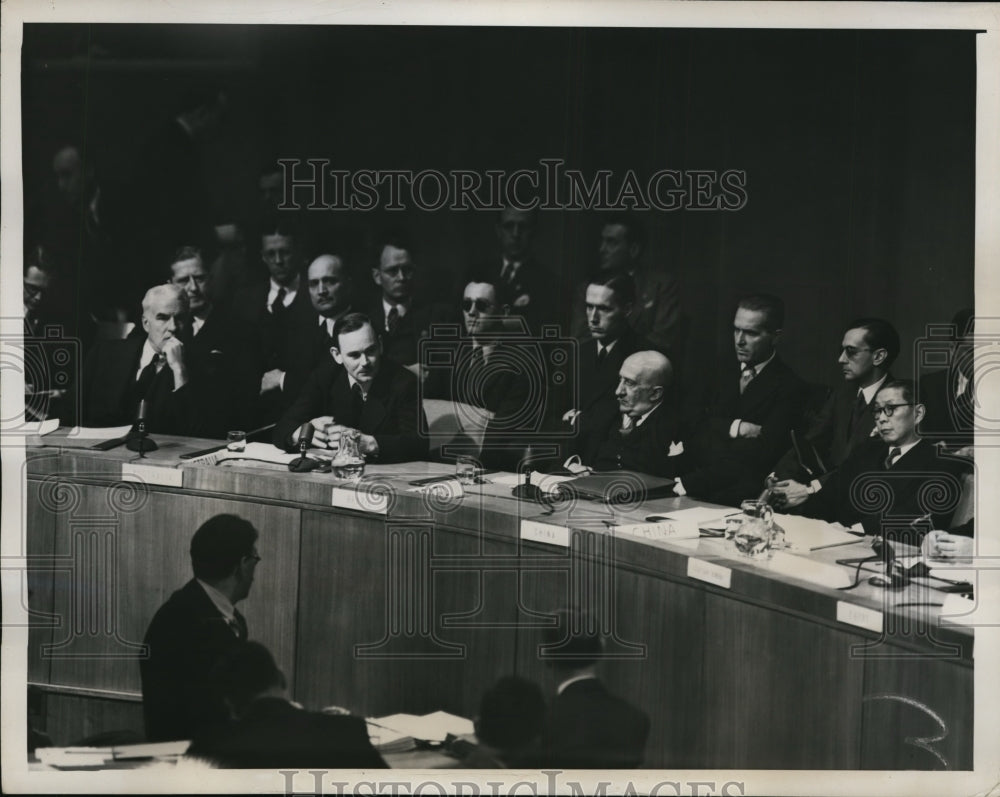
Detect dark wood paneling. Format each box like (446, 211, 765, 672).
(697, 595, 866, 769)
(26, 479, 58, 685)
(42, 691, 144, 748)
(295, 510, 519, 718)
(861, 655, 973, 770)
(45, 487, 300, 696)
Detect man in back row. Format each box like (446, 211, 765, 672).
(770, 317, 899, 508)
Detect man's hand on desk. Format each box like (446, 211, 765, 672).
(922, 530, 974, 562)
(771, 479, 811, 508)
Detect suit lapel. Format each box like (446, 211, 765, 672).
(361, 368, 390, 431)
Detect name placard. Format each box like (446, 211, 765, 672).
(836, 601, 883, 633)
(520, 520, 570, 548)
(687, 558, 732, 589)
(612, 520, 699, 541)
(121, 463, 183, 488)
(331, 485, 388, 515)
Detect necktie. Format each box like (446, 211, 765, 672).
(847, 391, 867, 438)
(501, 261, 520, 285)
(739, 366, 756, 394)
(136, 353, 164, 398)
(270, 287, 287, 315)
(596, 346, 607, 367)
(231, 609, 248, 640)
(470, 345, 485, 372)
(884, 446, 901, 470)
(351, 383, 365, 427)
(386, 305, 399, 334)
(620, 414, 635, 436)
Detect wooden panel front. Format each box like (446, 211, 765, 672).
(861, 654, 973, 770)
(45, 485, 301, 697)
(698, 594, 866, 769)
(26, 478, 58, 686)
(294, 509, 520, 718)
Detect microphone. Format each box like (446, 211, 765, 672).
(126, 399, 158, 455)
(288, 422, 324, 472)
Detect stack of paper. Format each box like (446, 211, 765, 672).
(366, 710, 474, 751)
(772, 513, 861, 552)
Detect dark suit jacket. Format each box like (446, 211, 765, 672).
(483, 255, 566, 335)
(190, 308, 264, 432)
(367, 296, 459, 366)
(273, 358, 429, 463)
(773, 379, 885, 482)
(187, 697, 387, 769)
(82, 334, 225, 438)
(541, 678, 650, 769)
(140, 579, 246, 742)
(680, 356, 807, 505)
(583, 402, 681, 478)
(803, 437, 970, 542)
(918, 368, 974, 447)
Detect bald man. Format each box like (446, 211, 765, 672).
(82, 284, 225, 437)
(280, 253, 356, 406)
(576, 350, 682, 477)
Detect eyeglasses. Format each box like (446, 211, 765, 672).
(245, 552, 261, 564)
(462, 298, 494, 313)
(871, 403, 913, 418)
(839, 346, 871, 359)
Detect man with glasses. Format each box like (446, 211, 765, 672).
(770, 318, 899, 509)
(366, 231, 457, 397)
(141, 514, 262, 741)
(795, 379, 969, 541)
(232, 219, 314, 422)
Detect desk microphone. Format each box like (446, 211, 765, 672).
(126, 400, 158, 455)
(288, 423, 323, 472)
(512, 468, 543, 501)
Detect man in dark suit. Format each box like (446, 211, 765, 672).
(187, 641, 386, 769)
(771, 317, 899, 509)
(798, 379, 970, 543)
(82, 284, 225, 437)
(367, 232, 458, 398)
(918, 308, 975, 449)
(673, 294, 806, 506)
(281, 253, 356, 406)
(455, 276, 546, 471)
(574, 350, 681, 477)
(141, 514, 260, 742)
(539, 609, 649, 769)
(486, 207, 562, 334)
(461, 676, 546, 769)
(231, 220, 315, 423)
(563, 271, 650, 450)
(571, 214, 681, 360)
(273, 312, 428, 463)
(169, 246, 262, 432)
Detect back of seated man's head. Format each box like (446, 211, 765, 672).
(190, 514, 259, 584)
(475, 676, 545, 756)
(542, 609, 604, 675)
(212, 641, 286, 718)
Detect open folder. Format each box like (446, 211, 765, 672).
(556, 470, 676, 503)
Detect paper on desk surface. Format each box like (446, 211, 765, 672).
(772, 513, 860, 552)
(490, 471, 573, 493)
(65, 425, 133, 439)
(651, 506, 731, 526)
(369, 710, 474, 742)
(20, 418, 60, 436)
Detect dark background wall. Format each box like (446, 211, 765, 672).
(21, 24, 976, 387)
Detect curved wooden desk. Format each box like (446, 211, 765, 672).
(24, 436, 972, 769)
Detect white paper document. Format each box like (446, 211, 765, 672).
(369, 710, 474, 743)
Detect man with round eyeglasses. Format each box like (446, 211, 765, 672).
(794, 379, 970, 543)
(770, 318, 898, 509)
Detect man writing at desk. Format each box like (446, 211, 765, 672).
(273, 312, 428, 463)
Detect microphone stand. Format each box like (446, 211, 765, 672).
(126, 400, 158, 455)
